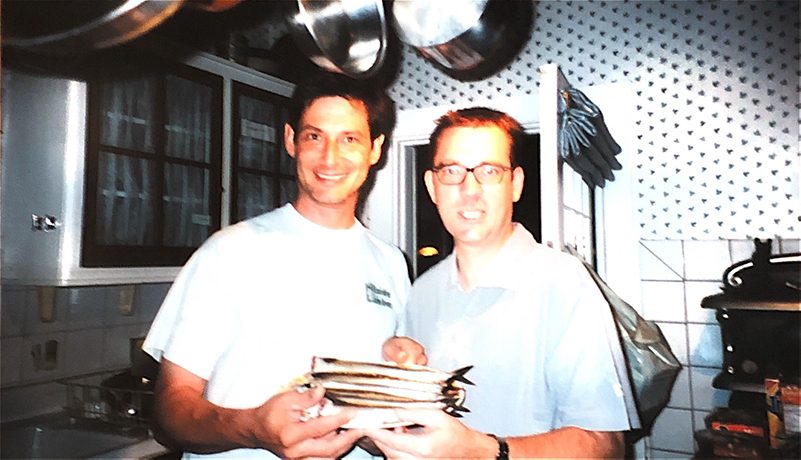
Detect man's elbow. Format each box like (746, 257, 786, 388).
(150, 401, 184, 452)
(596, 431, 625, 458)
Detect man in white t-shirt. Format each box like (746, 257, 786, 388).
(143, 73, 410, 458)
(373, 108, 632, 458)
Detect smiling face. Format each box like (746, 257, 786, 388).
(285, 96, 384, 227)
(424, 125, 524, 254)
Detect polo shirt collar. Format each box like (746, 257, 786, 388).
(444, 223, 536, 292)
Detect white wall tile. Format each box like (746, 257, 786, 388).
(0, 288, 30, 338)
(104, 286, 144, 326)
(685, 281, 723, 324)
(649, 407, 695, 453)
(25, 287, 69, 335)
(102, 324, 150, 370)
(687, 323, 723, 368)
(779, 238, 800, 254)
(63, 329, 105, 376)
(693, 409, 710, 434)
(656, 322, 689, 366)
(729, 239, 758, 263)
(65, 287, 107, 331)
(690, 366, 730, 411)
(639, 240, 683, 280)
(667, 367, 692, 410)
(641, 281, 686, 322)
(1, 337, 24, 386)
(134, 283, 171, 323)
(21, 331, 67, 382)
(683, 240, 731, 281)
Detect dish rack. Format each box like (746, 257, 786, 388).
(58, 369, 154, 427)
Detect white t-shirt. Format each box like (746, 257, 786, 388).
(404, 224, 632, 437)
(144, 203, 410, 458)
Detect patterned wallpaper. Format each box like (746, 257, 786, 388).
(245, 0, 800, 240)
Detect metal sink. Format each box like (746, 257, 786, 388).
(0, 414, 155, 459)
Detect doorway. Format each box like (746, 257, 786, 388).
(413, 133, 543, 279)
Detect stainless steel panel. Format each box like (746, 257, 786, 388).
(1, 70, 83, 284)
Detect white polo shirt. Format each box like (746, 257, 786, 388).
(403, 224, 631, 437)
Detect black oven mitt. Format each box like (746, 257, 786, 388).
(558, 87, 623, 188)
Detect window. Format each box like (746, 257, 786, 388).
(231, 82, 295, 223)
(83, 60, 223, 267)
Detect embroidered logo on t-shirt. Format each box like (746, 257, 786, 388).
(365, 283, 392, 308)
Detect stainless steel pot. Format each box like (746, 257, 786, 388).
(392, 0, 533, 81)
(2, 0, 188, 54)
(287, 0, 388, 78)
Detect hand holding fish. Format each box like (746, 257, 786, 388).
(255, 385, 365, 458)
(365, 408, 498, 458)
(382, 336, 428, 366)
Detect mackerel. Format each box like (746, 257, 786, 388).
(326, 394, 455, 410)
(311, 356, 473, 385)
(313, 374, 462, 395)
(319, 381, 460, 402)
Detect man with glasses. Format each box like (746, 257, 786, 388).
(372, 107, 632, 458)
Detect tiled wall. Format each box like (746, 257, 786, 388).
(0, 283, 170, 422)
(637, 237, 799, 458)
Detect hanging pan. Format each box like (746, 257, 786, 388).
(391, 0, 533, 81)
(286, 0, 388, 79)
(2, 0, 189, 54)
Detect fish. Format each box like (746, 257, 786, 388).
(302, 356, 473, 421)
(313, 373, 463, 394)
(311, 356, 474, 386)
(317, 380, 463, 403)
(326, 394, 458, 410)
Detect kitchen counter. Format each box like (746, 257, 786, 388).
(91, 436, 173, 458)
(0, 412, 172, 459)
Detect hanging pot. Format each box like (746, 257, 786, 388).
(286, 0, 388, 79)
(1, 0, 190, 55)
(391, 0, 533, 81)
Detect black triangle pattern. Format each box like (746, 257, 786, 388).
(379, 0, 799, 240)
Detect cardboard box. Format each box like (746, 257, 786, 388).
(766, 378, 784, 449)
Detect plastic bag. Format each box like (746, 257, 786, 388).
(568, 248, 682, 441)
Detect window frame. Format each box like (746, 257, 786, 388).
(82, 57, 224, 268)
(230, 80, 295, 224)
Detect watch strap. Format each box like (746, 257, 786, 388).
(488, 434, 509, 460)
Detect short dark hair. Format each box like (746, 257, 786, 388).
(428, 107, 524, 168)
(288, 72, 396, 142)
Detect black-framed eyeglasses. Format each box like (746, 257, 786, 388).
(431, 163, 512, 185)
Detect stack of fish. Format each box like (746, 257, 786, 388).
(307, 356, 473, 419)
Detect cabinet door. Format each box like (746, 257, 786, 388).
(83, 62, 223, 267)
(231, 82, 295, 223)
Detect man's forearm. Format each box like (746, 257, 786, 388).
(507, 427, 624, 458)
(153, 378, 259, 454)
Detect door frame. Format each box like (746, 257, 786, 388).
(360, 74, 640, 300)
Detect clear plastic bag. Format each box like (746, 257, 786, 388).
(568, 248, 682, 441)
